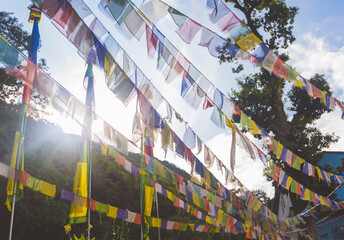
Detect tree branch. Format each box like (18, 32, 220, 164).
(229, 0, 263, 40)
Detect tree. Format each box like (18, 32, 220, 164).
(220, 0, 339, 217)
(0, 11, 49, 120)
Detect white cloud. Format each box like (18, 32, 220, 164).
(288, 33, 344, 98)
(289, 33, 344, 151)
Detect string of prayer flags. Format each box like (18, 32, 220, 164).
(138, 0, 344, 118)
(269, 138, 344, 185)
(266, 162, 344, 210)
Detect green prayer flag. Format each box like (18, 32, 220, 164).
(221, 212, 229, 226)
(208, 192, 215, 205)
(26, 175, 42, 191)
(168, 7, 187, 27)
(293, 157, 301, 170)
(290, 179, 297, 194)
(95, 202, 109, 214)
(179, 223, 188, 231)
(286, 65, 297, 81)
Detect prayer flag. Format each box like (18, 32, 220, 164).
(272, 58, 287, 79)
(218, 12, 240, 33)
(145, 24, 158, 58)
(40, 181, 56, 197)
(168, 7, 187, 27)
(176, 18, 202, 44)
(203, 94, 215, 109)
(144, 185, 155, 216)
(236, 33, 261, 52)
(209, 0, 230, 23)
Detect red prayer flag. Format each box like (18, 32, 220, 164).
(89, 199, 97, 211)
(193, 208, 198, 217)
(173, 197, 180, 207)
(145, 24, 158, 58)
(296, 182, 301, 195)
(272, 58, 287, 79)
(204, 198, 210, 213)
(273, 165, 280, 182)
(233, 104, 242, 115)
(6, 59, 36, 86)
(311, 84, 323, 98)
(173, 221, 181, 230)
(116, 154, 125, 166)
(203, 94, 215, 109)
(15, 170, 29, 186)
(203, 225, 210, 232)
(135, 214, 142, 224)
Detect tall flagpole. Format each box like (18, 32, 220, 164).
(85, 63, 94, 240)
(8, 6, 41, 240)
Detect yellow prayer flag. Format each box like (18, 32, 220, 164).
(206, 169, 211, 186)
(193, 192, 200, 207)
(6, 131, 24, 211)
(319, 196, 327, 206)
(215, 226, 221, 233)
(101, 143, 108, 156)
(104, 53, 116, 81)
(304, 188, 310, 201)
(40, 181, 56, 197)
(205, 216, 212, 224)
(225, 116, 235, 130)
(189, 224, 195, 232)
(69, 162, 88, 219)
(317, 168, 323, 180)
(236, 33, 262, 52)
(293, 72, 306, 88)
(286, 177, 293, 190)
(321, 91, 327, 106)
(152, 217, 161, 227)
(107, 205, 118, 218)
(277, 142, 283, 159)
(300, 158, 305, 164)
(249, 119, 261, 135)
(217, 209, 224, 224)
(154, 160, 165, 178)
(144, 185, 155, 217)
(166, 190, 173, 201)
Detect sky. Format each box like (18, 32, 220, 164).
(1, 0, 344, 199)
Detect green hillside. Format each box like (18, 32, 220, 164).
(0, 101, 243, 239)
